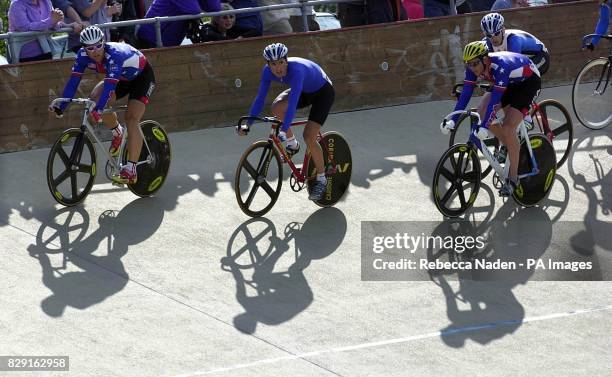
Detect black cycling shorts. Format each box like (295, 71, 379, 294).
(296, 81, 335, 126)
(501, 74, 541, 114)
(115, 62, 156, 105)
(529, 50, 550, 76)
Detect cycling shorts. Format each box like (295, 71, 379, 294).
(115, 62, 156, 105)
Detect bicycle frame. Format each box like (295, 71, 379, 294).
(50, 98, 154, 173)
(444, 110, 540, 181)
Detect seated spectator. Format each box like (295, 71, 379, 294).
(225, 0, 263, 38)
(110, 0, 140, 46)
(491, 0, 529, 10)
(403, 0, 424, 20)
(8, 0, 76, 62)
(137, 0, 221, 48)
(260, 0, 292, 35)
(67, 0, 121, 53)
(187, 2, 235, 43)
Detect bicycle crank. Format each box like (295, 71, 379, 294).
(290, 171, 306, 192)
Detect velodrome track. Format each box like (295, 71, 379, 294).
(1, 85, 611, 376)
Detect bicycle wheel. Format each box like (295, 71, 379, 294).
(448, 109, 498, 178)
(121, 120, 172, 197)
(572, 57, 612, 130)
(530, 99, 573, 168)
(512, 134, 557, 207)
(46, 128, 97, 206)
(307, 131, 352, 207)
(432, 143, 482, 218)
(234, 140, 283, 217)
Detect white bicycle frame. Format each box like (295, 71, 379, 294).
(50, 97, 153, 174)
(442, 110, 539, 181)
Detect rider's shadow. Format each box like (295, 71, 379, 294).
(222, 207, 347, 334)
(27, 198, 165, 317)
(428, 202, 553, 347)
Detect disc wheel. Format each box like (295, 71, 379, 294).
(448, 109, 498, 178)
(46, 128, 97, 206)
(121, 120, 172, 197)
(432, 143, 482, 218)
(571, 57, 612, 130)
(234, 140, 283, 217)
(307, 131, 352, 207)
(512, 134, 557, 207)
(530, 99, 573, 168)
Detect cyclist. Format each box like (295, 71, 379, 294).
(442, 41, 541, 196)
(50, 25, 156, 185)
(238, 43, 335, 201)
(480, 13, 550, 75)
(584, 0, 610, 50)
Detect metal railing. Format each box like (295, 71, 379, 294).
(0, 0, 364, 64)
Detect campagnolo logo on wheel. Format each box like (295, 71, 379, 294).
(327, 137, 350, 174)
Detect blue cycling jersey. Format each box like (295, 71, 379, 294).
(249, 57, 332, 132)
(592, 0, 611, 46)
(484, 29, 547, 56)
(453, 51, 540, 128)
(60, 42, 148, 112)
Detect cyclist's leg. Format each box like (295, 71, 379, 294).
(500, 106, 523, 182)
(271, 89, 295, 139)
(89, 81, 118, 129)
(303, 121, 324, 173)
(125, 99, 146, 162)
(303, 82, 334, 175)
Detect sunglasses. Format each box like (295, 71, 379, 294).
(85, 43, 104, 51)
(466, 59, 481, 68)
(485, 30, 502, 38)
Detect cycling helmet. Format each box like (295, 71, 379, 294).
(80, 25, 105, 45)
(463, 41, 488, 62)
(480, 13, 504, 35)
(263, 43, 288, 61)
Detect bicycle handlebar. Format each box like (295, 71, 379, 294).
(443, 110, 482, 125)
(451, 82, 493, 98)
(50, 97, 97, 109)
(581, 33, 612, 47)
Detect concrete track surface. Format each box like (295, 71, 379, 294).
(1, 85, 611, 376)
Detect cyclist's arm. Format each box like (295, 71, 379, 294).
(451, 69, 477, 123)
(281, 73, 305, 133)
(94, 61, 122, 113)
(506, 35, 522, 54)
(248, 69, 272, 123)
(58, 57, 87, 111)
(591, 2, 610, 46)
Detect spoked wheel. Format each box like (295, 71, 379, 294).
(46, 128, 97, 206)
(572, 57, 612, 130)
(448, 109, 498, 178)
(531, 99, 573, 168)
(432, 143, 482, 218)
(234, 140, 283, 217)
(307, 131, 352, 207)
(512, 134, 557, 207)
(121, 120, 172, 197)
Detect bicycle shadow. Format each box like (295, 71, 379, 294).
(26, 197, 165, 317)
(427, 201, 553, 347)
(222, 207, 347, 334)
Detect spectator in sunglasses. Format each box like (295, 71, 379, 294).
(187, 2, 237, 43)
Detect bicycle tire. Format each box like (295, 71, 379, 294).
(307, 131, 352, 207)
(448, 109, 497, 178)
(432, 143, 482, 218)
(122, 120, 172, 197)
(530, 99, 573, 168)
(234, 140, 283, 217)
(46, 128, 97, 206)
(512, 134, 557, 207)
(572, 57, 612, 130)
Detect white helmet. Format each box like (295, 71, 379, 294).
(480, 13, 504, 35)
(80, 25, 105, 45)
(263, 43, 288, 61)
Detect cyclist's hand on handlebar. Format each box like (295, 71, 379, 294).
(235, 124, 249, 136)
(582, 42, 595, 51)
(49, 105, 63, 119)
(439, 119, 455, 135)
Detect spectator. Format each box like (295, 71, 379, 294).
(8, 0, 70, 62)
(260, 0, 292, 35)
(110, 0, 140, 46)
(491, 0, 529, 10)
(137, 0, 221, 48)
(225, 0, 263, 38)
(338, 1, 365, 27)
(423, 0, 455, 17)
(287, 0, 318, 31)
(51, 0, 86, 34)
(67, 0, 121, 53)
(187, 2, 235, 42)
(403, 0, 424, 20)
(339, 0, 406, 27)
(470, 0, 496, 12)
